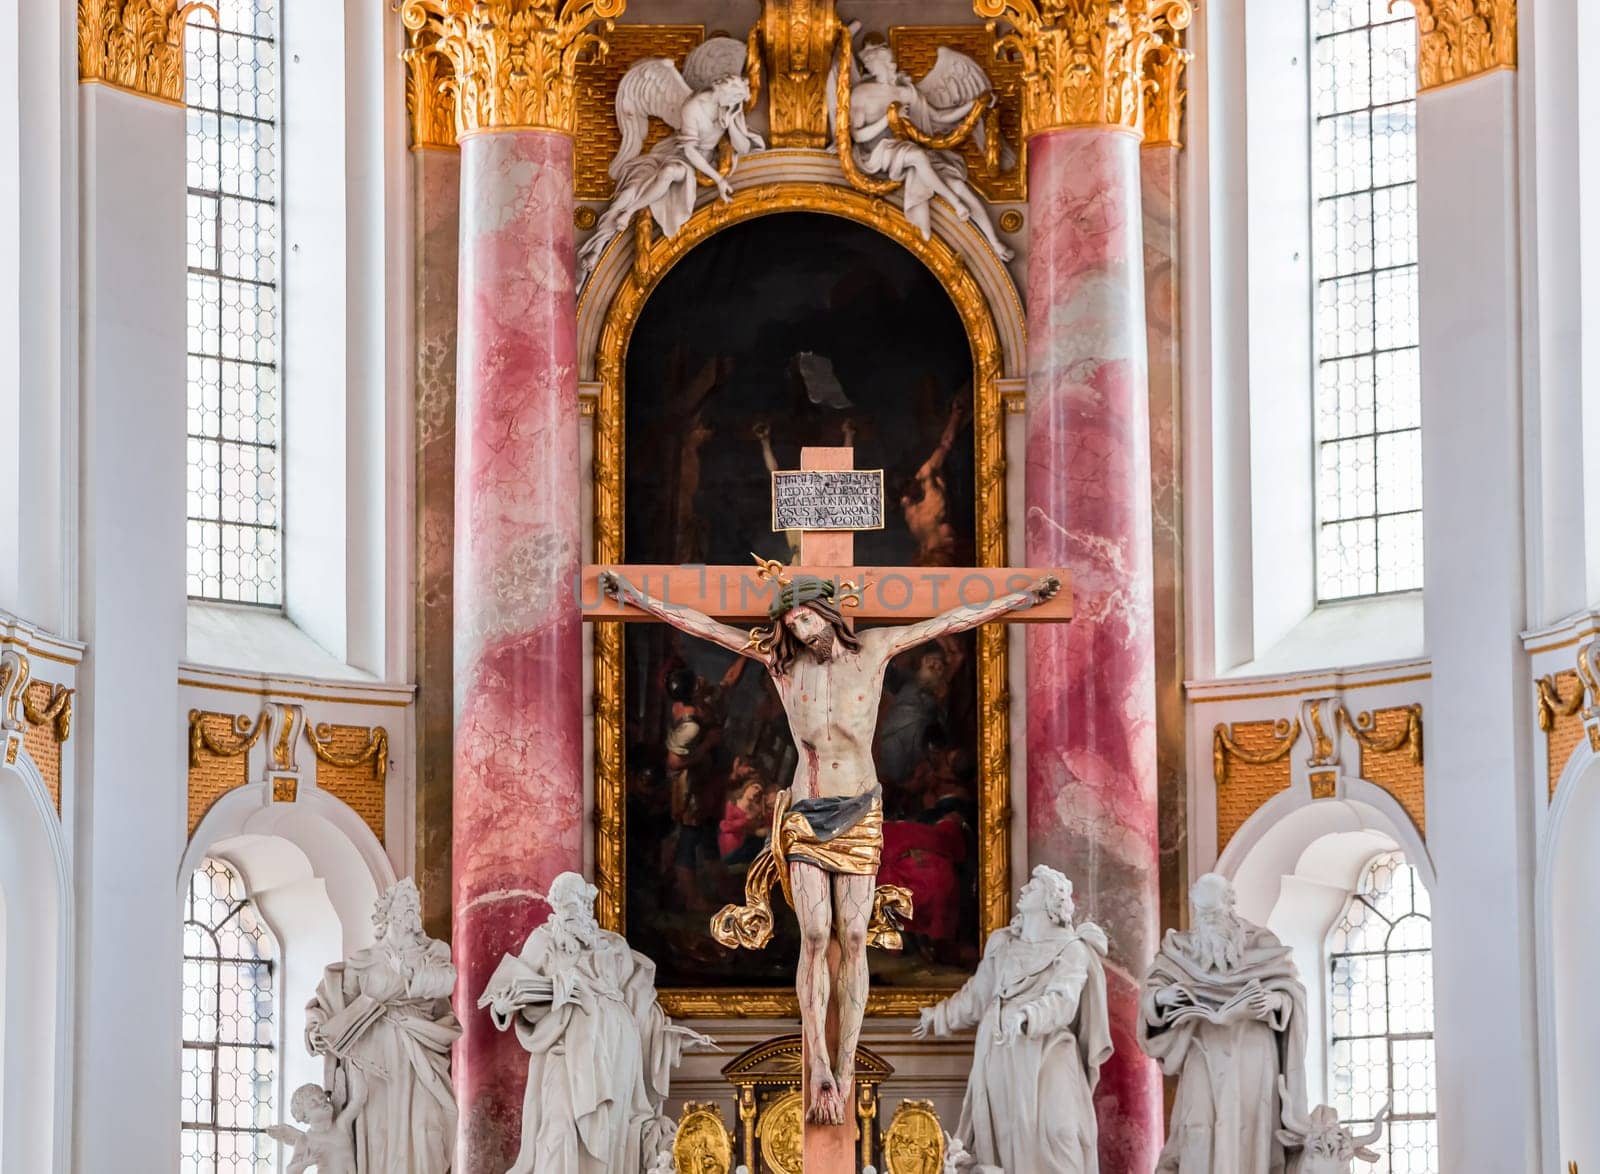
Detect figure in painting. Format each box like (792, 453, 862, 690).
(305, 878, 460, 1174)
(579, 37, 765, 284)
(600, 563, 1059, 1126)
(1139, 873, 1311, 1174)
(899, 398, 970, 567)
(912, 866, 1113, 1174)
(831, 34, 1015, 262)
(481, 871, 715, 1174)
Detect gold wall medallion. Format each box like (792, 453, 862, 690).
(397, 0, 626, 138)
(997, 208, 1024, 233)
(78, 0, 214, 105)
(1308, 769, 1338, 801)
(270, 775, 298, 804)
(973, 0, 1194, 138)
(1413, 0, 1516, 93)
(590, 180, 1012, 1015)
(756, 1090, 805, 1174)
(672, 1102, 733, 1174)
(883, 1099, 946, 1174)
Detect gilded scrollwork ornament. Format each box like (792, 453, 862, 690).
(1412, 0, 1516, 93)
(78, 0, 216, 104)
(396, 0, 625, 137)
(973, 0, 1194, 138)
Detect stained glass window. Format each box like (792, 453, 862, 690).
(1327, 851, 1438, 1173)
(184, 0, 282, 604)
(181, 857, 279, 1174)
(1311, 0, 1422, 600)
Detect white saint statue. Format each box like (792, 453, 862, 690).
(1138, 873, 1311, 1174)
(305, 878, 461, 1174)
(912, 865, 1113, 1174)
(481, 871, 714, 1174)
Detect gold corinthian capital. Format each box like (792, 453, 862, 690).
(396, 0, 625, 139)
(973, 0, 1193, 140)
(78, 0, 216, 105)
(1412, 0, 1516, 93)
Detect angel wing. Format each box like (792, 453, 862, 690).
(915, 47, 993, 129)
(611, 58, 692, 178)
(681, 35, 749, 93)
(265, 1123, 306, 1149)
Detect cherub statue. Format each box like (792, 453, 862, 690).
(829, 32, 1015, 261)
(578, 36, 765, 284)
(267, 1083, 361, 1174)
(1276, 1078, 1390, 1174)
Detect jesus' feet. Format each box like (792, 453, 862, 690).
(805, 1067, 849, 1126)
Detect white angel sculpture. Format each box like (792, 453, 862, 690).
(830, 33, 1016, 262)
(577, 36, 764, 284)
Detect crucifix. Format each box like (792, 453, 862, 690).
(586, 444, 1070, 1171)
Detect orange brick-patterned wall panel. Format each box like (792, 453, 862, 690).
(312, 724, 388, 846)
(1543, 671, 1588, 802)
(187, 711, 252, 836)
(1358, 706, 1426, 838)
(21, 682, 62, 814)
(573, 25, 708, 201)
(1215, 720, 1297, 853)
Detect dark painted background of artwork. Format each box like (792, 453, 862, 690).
(621, 212, 986, 990)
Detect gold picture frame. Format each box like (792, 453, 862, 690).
(591, 181, 1011, 1016)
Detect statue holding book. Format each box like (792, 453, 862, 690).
(482, 871, 716, 1174)
(1138, 873, 1311, 1174)
(304, 878, 461, 1174)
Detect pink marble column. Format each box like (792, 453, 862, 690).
(452, 128, 582, 1174)
(1024, 127, 1162, 1171)
(414, 146, 461, 944)
(1141, 143, 1187, 938)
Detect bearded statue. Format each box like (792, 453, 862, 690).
(1138, 873, 1311, 1174)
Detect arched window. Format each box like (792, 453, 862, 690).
(1311, 0, 1422, 600)
(1327, 851, 1437, 1172)
(181, 857, 279, 1174)
(184, 0, 282, 606)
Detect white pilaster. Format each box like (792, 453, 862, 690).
(75, 83, 186, 1172)
(1417, 71, 1541, 1173)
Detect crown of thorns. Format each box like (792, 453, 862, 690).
(750, 554, 862, 618)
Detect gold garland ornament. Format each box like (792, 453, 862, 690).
(1212, 718, 1301, 788)
(396, 0, 625, 138)
(973, 0, 1193, 139)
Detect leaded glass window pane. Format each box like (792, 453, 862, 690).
(1311, 0, 1423, 600)
(1327, 852, 1439, 1173)
(181, 857, 278, 1174)
(184, 0, 282, 605)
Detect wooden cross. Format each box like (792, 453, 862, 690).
(581, 444, 1070, 1171)
(581, 444, 1072, 627)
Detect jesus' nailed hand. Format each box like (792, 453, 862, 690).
(598, 566, 1058, 1127)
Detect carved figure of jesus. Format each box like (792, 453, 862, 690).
(599, 567, 1059, 1126)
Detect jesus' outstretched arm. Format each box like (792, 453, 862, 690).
(867, 573, 1061, 659)
(599, 569, 768, 661)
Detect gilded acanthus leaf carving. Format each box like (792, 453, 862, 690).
(78, 0, 214, 104)
(1412, 0, 1516, 92)
(973, 0, 1193, 137)
(397, 0, 625, 137)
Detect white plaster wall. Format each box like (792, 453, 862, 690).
(1545, 757, 1600, 1174)
(1417, 73, 1541, 1174)
(75, 85, 188, 1172)
(0, 760, 71, 1174)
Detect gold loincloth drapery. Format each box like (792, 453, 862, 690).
(710, 788, 913, 952)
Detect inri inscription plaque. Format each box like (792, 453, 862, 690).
(770, 469, 885, 532)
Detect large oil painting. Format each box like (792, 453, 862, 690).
(618, 211, 989, 993)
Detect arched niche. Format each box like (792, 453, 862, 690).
(1538, 748, 1600, 1172)
(1217, 788, 1434, 1106)
(0, 752, 72, 1174)
(180, 784, 396, 1100)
